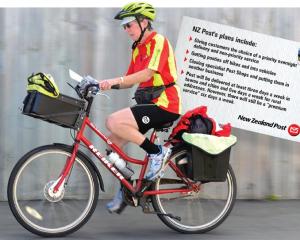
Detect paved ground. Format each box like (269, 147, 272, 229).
(1, 200, 300, 240)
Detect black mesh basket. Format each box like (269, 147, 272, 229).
(22, 91, 86, 130)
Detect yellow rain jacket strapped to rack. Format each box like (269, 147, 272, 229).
(27, 72, 60, 98)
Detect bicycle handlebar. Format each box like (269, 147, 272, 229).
(111, 84, 120, 89)
(68, 70, 122, 116)
(75, 83, 121, 100)
(75, 83, 99, 100)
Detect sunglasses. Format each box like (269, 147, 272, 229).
(122, 21, 135, 30)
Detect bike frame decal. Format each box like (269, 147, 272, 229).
(89, 144, 124, 181)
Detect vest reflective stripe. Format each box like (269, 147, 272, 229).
(132, 48, 139, 63)
(156, 90, 169, 108)
(148, 34, 164, 71)
(152, 72, 164, 86)
(146, 43, 151, 57)
(167, 40, 177, 83)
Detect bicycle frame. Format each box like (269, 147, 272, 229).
(53, 115, 197, 197)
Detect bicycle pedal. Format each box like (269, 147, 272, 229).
(139, 195, 152, 213)
(142, 205, 151, 213)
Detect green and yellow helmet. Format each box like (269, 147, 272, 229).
(114, 2, 156, 21)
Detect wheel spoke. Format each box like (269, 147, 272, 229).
(151, 149, 236, 233)
(8, 146, 99, 237)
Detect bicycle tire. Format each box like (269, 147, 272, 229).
(151, 148, 237, 233)
(7, 144, 99, 237)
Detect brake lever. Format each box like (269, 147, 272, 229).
(67, 82, 84, 99)
(97, 92, 110, 100)
(67, 82, 76, 90)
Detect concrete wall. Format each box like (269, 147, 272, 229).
(1, 8, 300, 200)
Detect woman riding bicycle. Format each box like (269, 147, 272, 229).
(97, 2, 181, 213)
(8, 4, 238, 237)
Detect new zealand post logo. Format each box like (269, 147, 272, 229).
(288, 124, 300, 137)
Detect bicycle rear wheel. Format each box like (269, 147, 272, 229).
(151, 148, 236, 233)
(7, 144, 99, 237)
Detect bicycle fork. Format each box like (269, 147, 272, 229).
(51, 143, 79, 194)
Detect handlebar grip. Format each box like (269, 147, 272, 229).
(111, 84, 120, 89)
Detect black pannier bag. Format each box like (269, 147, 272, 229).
(22, 91, 86, 130)
(178, 133, 237, 182)
(189, 145, 231, 182)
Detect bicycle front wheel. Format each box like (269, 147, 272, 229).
(151, 149, 237, 233)
(7, 144, 99, 237)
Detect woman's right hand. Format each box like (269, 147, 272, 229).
(99, 80, 111, 91)
(99, 78, 122, 91)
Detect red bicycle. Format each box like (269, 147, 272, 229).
(7, 73, 237, 237)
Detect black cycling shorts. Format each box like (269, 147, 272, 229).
(130, 104, 180, 134)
